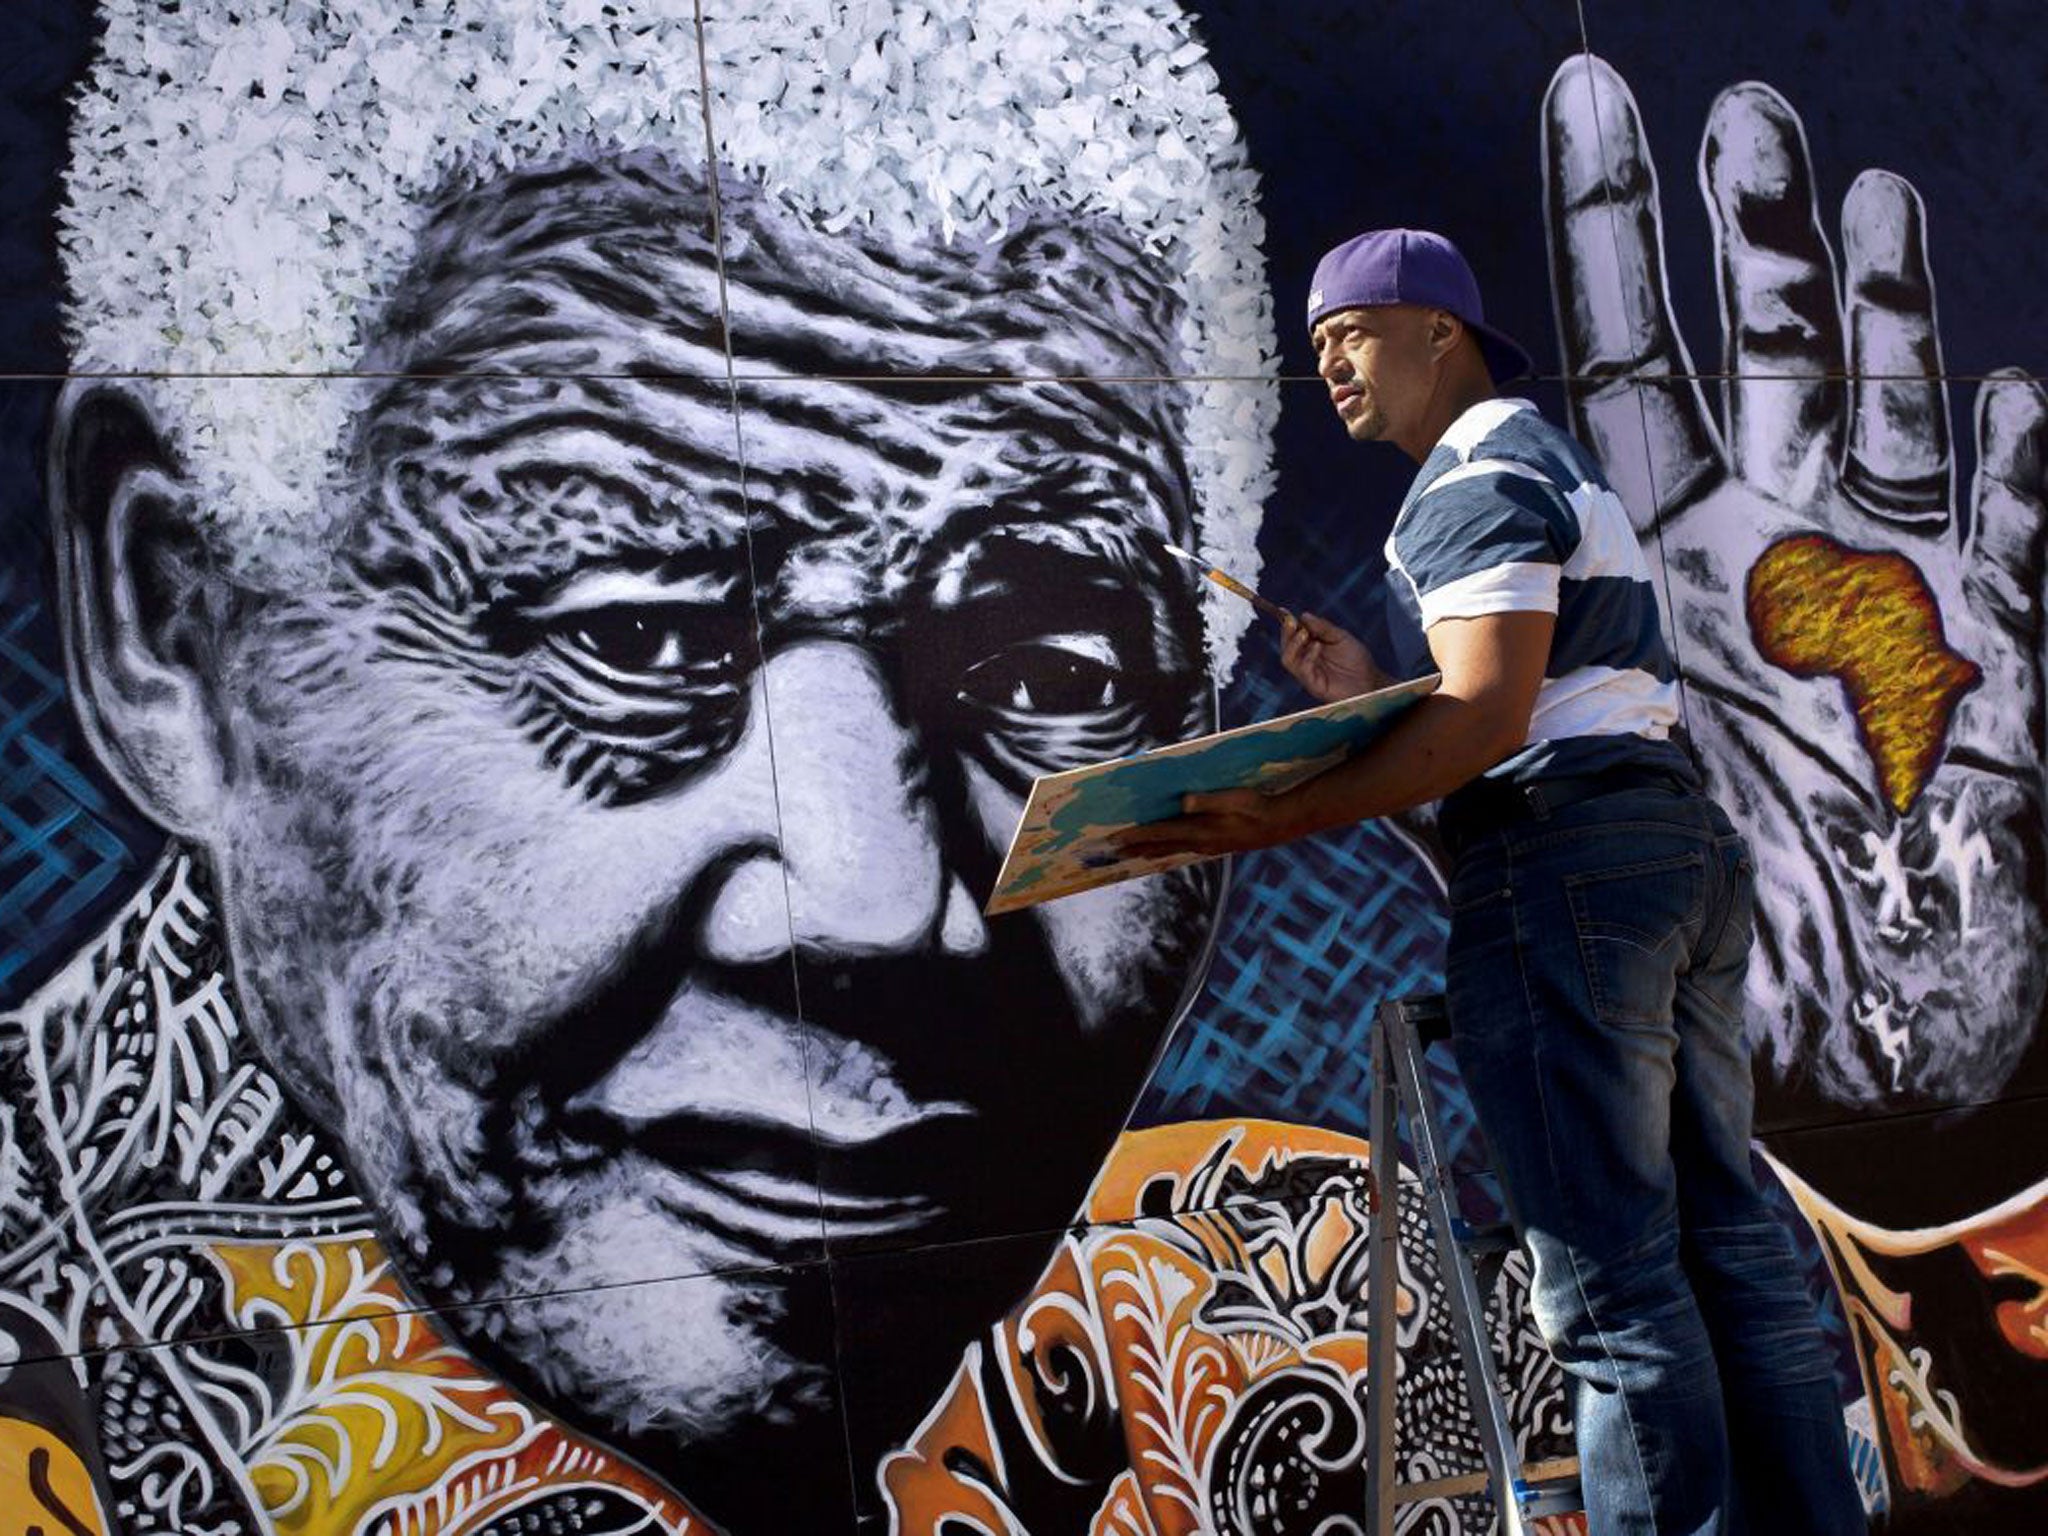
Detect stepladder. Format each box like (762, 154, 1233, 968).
(1365, 993, 1584, 1535)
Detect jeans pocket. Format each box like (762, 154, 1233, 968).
(1710, 850, 1758, 968)
(1565, 851, 1704, 1024)
(1447, 845, 1512, 915)
(1448, 877, 1513, 916)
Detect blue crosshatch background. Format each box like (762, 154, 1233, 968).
(0, 564, 148, 995)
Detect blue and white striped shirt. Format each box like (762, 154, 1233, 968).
(1375, 397, 1688, 783)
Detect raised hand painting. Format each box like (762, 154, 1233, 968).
(0, 3, 2042, 1534)
(1545, 57, 2046, 1117)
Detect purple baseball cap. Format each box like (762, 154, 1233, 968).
(1307, 228, 1533, 383)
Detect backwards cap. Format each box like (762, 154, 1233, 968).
(1306, 227, 1531, 383)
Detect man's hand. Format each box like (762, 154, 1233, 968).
(1113, 789, 1301, 861)
(1546, 56, 2048, 1111)
(1281, 612, 1388, 702)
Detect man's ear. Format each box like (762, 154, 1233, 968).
(48, 381, 231, 837)
(1427, 308, 1464, 361)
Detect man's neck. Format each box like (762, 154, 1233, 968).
(1395, 371, 1499, 462)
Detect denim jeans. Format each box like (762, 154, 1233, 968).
(1441, 781, 1867, 1536)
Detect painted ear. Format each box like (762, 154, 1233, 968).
(48, 381, 230, 836)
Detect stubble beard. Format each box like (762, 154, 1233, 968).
(1344, 400, 1388, 442)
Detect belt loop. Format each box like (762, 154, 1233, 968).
(1523, 783, 1551, 820)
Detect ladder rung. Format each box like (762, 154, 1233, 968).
(1521, 1477, 1587, 1519)
(1388, 1457, 1581, 1508)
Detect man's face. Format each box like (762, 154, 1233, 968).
(192, 156, 1220, 1493)
(1311, 302, 1440, 442)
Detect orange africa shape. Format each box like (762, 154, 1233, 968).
(1746, 534, 1979, 813)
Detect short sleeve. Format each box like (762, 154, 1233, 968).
(1391, 460, 1575, 627)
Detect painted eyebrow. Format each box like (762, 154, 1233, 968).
(921, 490, 1182, 602)
(522, 567, 743, 617)
(357, 427, 754, 606)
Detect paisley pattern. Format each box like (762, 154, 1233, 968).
(1774, 1155, 2048, 1510)
(0, 855, 697, 1535)
(885, 1122, 1580, 1535)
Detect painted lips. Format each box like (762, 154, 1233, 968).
(554, 983, 979, 1250)
(564, 1096, 981, 1261)
(533, 953, 1047, 1266)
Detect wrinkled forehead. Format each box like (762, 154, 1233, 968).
(374, 151, 1185, 379)
(347, 151, 1197, 611)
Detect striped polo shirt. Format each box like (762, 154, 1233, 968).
(1375, 396, 1688, 783)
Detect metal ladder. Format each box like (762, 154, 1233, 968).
(1364, 993, 1583, 1534)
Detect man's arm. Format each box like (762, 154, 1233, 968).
(1116, 608, 1553, 858)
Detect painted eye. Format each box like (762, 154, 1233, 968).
(562, 607, 692, 674)
(959, 635, 1124, 715)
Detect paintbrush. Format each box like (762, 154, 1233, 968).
(1158, 540, 1293, 624)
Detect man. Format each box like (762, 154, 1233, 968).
(1, 2, 1278, 1530)
(1122, 228, 1868, 1533)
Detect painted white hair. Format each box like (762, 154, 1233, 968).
(61, 0, 1278, 672)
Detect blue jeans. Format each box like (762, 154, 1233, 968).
(1441, 781, 1866, 1536)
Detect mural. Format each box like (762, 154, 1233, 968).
(0, 1, 2041, 1533)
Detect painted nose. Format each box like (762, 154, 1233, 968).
(702, 639, 986, 963)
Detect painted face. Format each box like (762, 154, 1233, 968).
(1310, 303, 1437, 443)
(200, 156, 1221, 1501)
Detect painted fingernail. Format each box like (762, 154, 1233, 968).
(1843, 170, 1923, 285)
(1704, 84, 1810, 237)
(1546, 59, 1613, 205)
